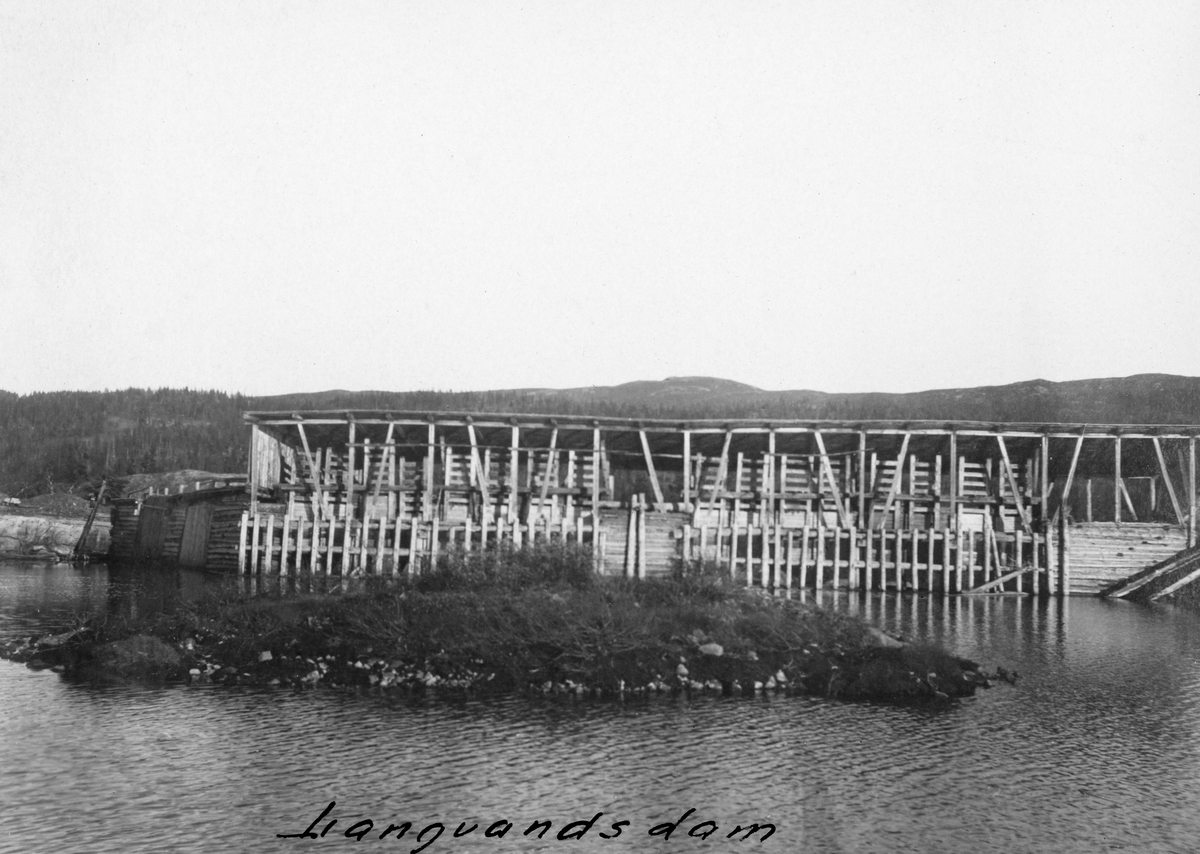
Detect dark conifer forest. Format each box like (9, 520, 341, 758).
(3, 374, 1199, 498)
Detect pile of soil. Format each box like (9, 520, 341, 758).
(18, 493, 94, 517)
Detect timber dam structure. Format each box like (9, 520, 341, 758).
(108, 410, 1200, 598)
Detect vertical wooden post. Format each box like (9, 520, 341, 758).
(1040, 434, 1049, 530)
(863, 526, 874, 589)
(1114, 436, 1122, 524)
(799, 527, 810, 589)
(816, 525, 826, 589)
(785, 530, 794, 590)
(729, 519, 739, 578)
(1015, 529, 1024, 594)
(1058, 512, 1070, 595)
(624, 496, 636, 577)
(1032, 531, 1041, 596)
(323, 517, 334, 575)
(767, 430, 777, 525)
(592, 427, 601, 559)
(423, 422, 436, 520)
(848, 526, 858, 589)
(773, 523, 781, 588)
(948, 432, 958, 535)
(1086, 479, 1093, 522)
(857, 430, 867, 528)
(248, 424, 261, 518)
(346, 419, 356, 523)
(911, 528, 919, 591)
(237, 510, 249, 574)
(1191, 436, 1197, 548)
(830, 526, 841, 588)
(280, 513, 291, 576)
(637, 495, 647, 579)
(510, 426, 521, 523)
(430, 515, 440, 571)
(251, 513, 261, 574)
(682, 430, 691, 509)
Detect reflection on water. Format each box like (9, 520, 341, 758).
(4, 562, 1200, 854)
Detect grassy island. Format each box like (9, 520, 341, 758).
(3, 544, 1005, 703)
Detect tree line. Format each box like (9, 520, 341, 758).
(2, 375, 1198, 497)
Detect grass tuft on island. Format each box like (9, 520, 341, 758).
(2, 543, 1010, 703)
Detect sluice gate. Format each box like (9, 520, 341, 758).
(109, 411, 1200, 597)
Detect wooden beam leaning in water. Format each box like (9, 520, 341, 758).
(639, 429, 665, 506)
(1051, 435, 1085, 525)
(875, 433, 911, 531)
(965, 564, 1036, 594)
(813, 432, 851, 528)
(996, 435, 1031, 531)
(295, 421, 325, 522)
(1152, 436, 1185, 525)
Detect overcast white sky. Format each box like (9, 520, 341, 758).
(2, 2, 1197, 396)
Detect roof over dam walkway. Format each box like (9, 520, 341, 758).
(112, 411, 1200, 598)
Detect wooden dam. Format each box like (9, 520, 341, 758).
(108, 410, 1200, 598)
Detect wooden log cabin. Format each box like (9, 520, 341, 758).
(108, 411, 1200, 597)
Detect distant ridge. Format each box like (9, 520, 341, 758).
(253, 373, 1200, 424)
(4, 374, 1200, 495)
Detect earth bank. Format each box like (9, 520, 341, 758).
(2, 544, 1012, 703)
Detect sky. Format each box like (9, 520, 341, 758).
(1, 2, 1198, 397)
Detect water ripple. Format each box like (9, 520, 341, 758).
(5, 566, 1200, 853)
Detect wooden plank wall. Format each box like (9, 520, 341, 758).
(1065, 523, 1188, 595)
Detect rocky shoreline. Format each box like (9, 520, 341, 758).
(0, 509, 110, 561)
(3, 627, 1011, 703)
(1, 544, 1015, 703)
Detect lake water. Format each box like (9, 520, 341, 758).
(3, 561, 1200, 854)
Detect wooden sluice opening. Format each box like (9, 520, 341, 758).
(109, 410, 1200, 597)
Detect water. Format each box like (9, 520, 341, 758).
(3, 562, 1200, 854)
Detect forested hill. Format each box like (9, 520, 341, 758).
(3, 374, 1200, 497)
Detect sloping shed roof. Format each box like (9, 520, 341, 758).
(244, 410, 1200, 477)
